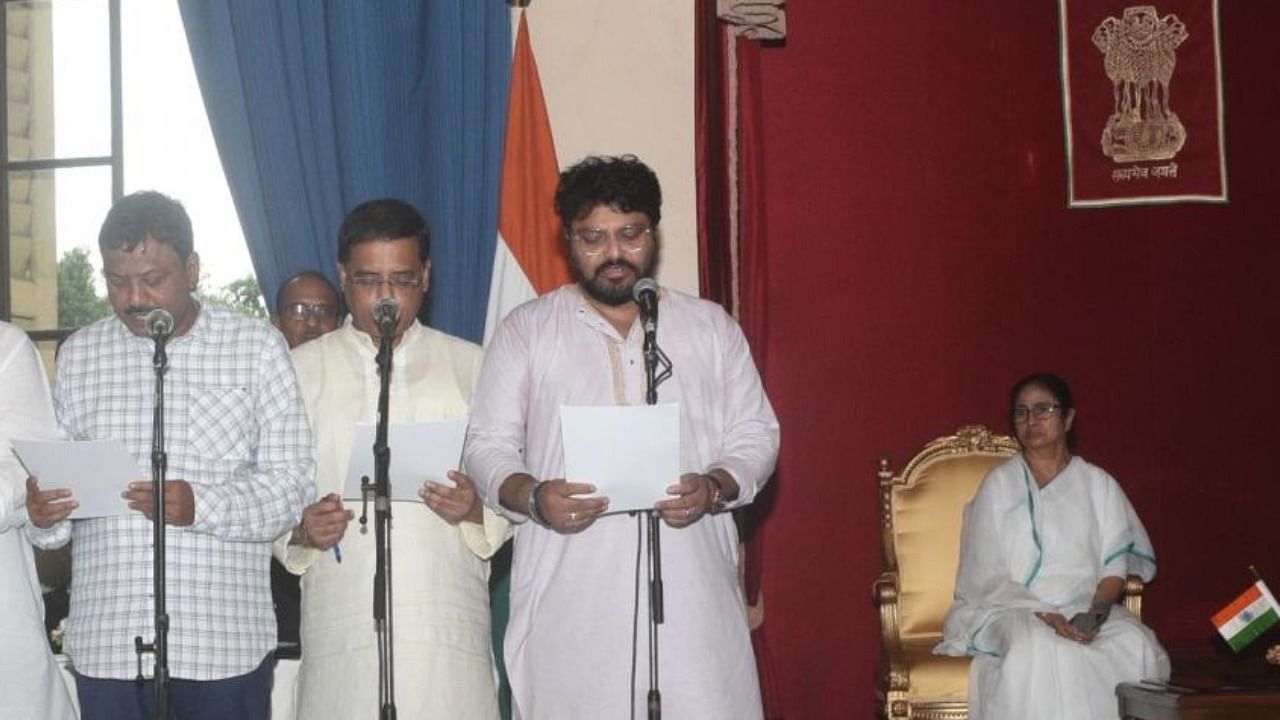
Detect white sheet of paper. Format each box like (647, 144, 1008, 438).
(560, 404, 680, 513)
(342, 419, 467, 501)
(11, 439, 141, 519)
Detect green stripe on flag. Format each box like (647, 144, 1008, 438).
(1227, 607, 1279, 652)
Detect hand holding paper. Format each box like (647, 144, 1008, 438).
(654, 473, 713, 528)
(13, 438, 139, 519)
(24, 477, 76, 528)
(420, 470, 483, 525)
(122, 479, 196, 526)
(531, 478, 609, 533)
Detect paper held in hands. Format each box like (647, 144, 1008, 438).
(11, 438, 141, 519)
(560, 404, 680, 513)
(342, 418, 467, 502)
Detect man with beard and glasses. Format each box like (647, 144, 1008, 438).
(465, 155, 780, 719)
(24, 191, 314, 720)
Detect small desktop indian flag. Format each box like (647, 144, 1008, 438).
(1212, 580, 1280, 652)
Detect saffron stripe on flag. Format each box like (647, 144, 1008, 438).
(1211, 584, 1263, 627)
(484, 9, 568, 344)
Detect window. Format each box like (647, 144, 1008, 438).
(2, 0, 259, 365)
(2, 0, 121, 355)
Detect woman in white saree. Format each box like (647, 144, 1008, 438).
(935, 373, 1169, 720)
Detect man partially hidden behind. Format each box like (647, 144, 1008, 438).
(277, 199, 508, 718)
(25, 191, 315, 719)
(272, 270, 342, 349)
(465, 155, 780, 719)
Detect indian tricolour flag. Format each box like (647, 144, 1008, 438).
(1211, 580, 1280, 652)
(483, 9, 570, 344)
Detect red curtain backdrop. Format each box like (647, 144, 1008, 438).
(696, 0, 734, 314)
(694, 2, 781, 717)
(752, 2, 1280, 718)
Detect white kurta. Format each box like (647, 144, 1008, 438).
(465, 285, 780, 720)
(0, 322, 77, 720)
(935, 454, 1169, 720)
(279, 320, 508, 720)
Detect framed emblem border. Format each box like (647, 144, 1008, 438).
(1058, 0, 1228, 208)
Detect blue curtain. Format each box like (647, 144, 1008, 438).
(178, 1, 510, 342)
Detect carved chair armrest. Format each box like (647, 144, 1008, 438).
(874, 571, 903, 651)
(1123, 574, 1144, 618)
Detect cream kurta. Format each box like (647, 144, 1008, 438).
(0, 321, 76, 720)
(279, 320, 507, 720)
(936, 454, 1169, 720)
(466, 286, 780, 720)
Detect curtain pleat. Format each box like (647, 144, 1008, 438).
(178, 1, 510, 342)
(694, 2, 780, 717)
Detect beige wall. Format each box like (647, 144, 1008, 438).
(519, 3, 698, 295)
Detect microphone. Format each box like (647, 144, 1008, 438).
(145, 309, 174, 340)
(372, 297, 400, 333)
(632, 278, 659, 336)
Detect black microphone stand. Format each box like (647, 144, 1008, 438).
(134, 332, 171, 718)
(360, 319, 397, 719)
(640, 312, 673, 720)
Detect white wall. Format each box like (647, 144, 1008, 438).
(518, 3, 698, 294)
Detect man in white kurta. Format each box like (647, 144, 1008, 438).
(281, 317, 508, 719)
(935, 454, 1170, 720)
(465, 154, 777, 720)
(277, 198, 508, 719)
(0, 321, 77, 719)
(468, 283, 778, 719)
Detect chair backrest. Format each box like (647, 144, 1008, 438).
(879, 425, 1019, 643)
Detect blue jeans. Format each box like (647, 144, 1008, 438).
(74, 654, 274, 720)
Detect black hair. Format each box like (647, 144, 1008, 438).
(337, 198, 430, 263)
(1009, 372, 1078, 449)
(554, 155, 662, 230)
(98, 191, 194, 262)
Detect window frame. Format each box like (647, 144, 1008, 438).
(1, 0, 123, 342)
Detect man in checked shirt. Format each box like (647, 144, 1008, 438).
(25, 191, 315, 720)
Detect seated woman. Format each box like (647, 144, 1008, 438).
(935, 372, 1169, 720)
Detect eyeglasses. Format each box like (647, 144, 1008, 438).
(282, 302, 337, 320)
(347, 273, 423, 291)
(1012, 403, 1062, 423)
(569, 224, 652, 257)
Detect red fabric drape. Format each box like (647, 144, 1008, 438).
(696, 0, 735, 313)
(695, 2, 781, 716)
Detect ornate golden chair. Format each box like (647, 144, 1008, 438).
(874, 425, 1144, 720)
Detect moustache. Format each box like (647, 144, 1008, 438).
(594, 260, 640, 278)
(124, 307, 158, 320)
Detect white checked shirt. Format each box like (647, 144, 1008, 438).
(29, 305, 315, 681)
